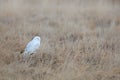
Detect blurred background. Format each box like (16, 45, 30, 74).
(0, 0, 120, 80)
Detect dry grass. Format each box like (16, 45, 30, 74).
(0, 0, 120, 80)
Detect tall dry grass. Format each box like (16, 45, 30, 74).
(0, 0, 120, 80)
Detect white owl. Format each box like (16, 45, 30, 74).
(23, 36, 41, 59)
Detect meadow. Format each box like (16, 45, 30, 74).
(0, 0, 120, 80)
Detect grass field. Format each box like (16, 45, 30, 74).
(0, 0, 120, 80)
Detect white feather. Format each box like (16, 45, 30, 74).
(23, 36, 41, 57)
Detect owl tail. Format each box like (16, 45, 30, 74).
(20, 50, 24, 54)
(22, 51, 28, 61)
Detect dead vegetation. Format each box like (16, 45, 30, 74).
(0, 0, 120, 80)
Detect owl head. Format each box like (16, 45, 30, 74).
(33, 36, 41, 41)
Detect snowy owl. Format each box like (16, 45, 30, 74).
(23, 36, 41, 58)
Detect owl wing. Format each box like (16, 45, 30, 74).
(23, 40, 40, 57)
(25, 40, 40, 53)
(22, 41, 32, 56)
(26, 41, 32, 50)
(31, 41, 40, 52)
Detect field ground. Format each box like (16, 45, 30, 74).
(0, 0, 120, 80)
